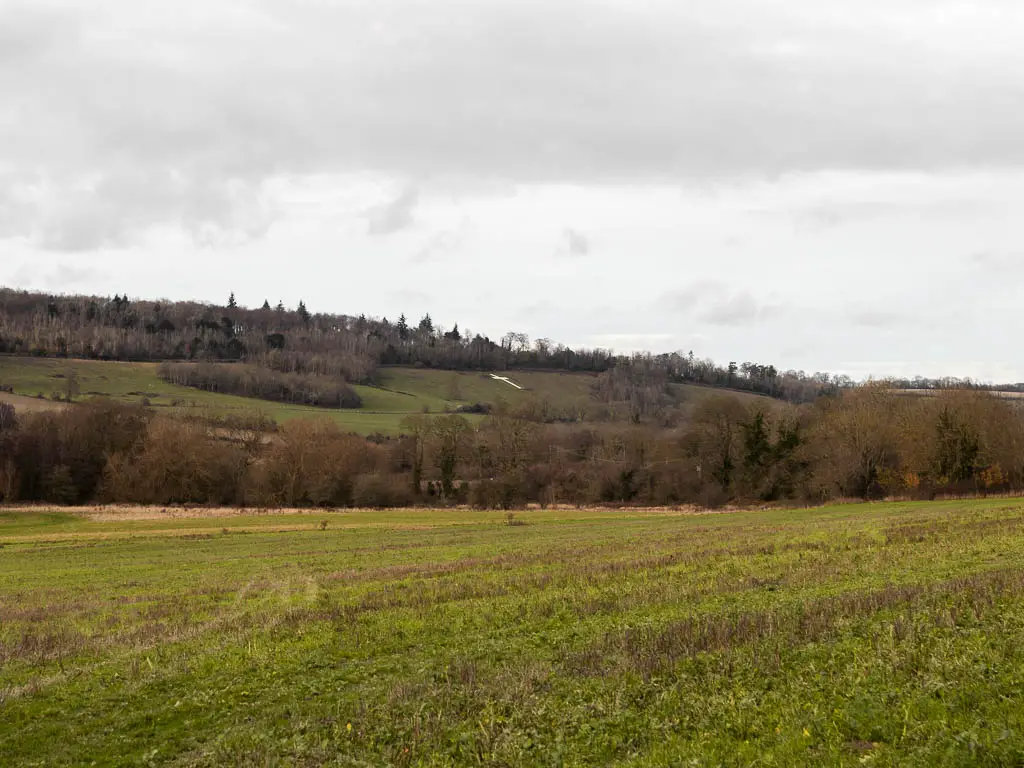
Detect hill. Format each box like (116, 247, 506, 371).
(0, 287, 841, 405)
(0, 357, 774, 435)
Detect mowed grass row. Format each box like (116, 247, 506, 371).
(3, 500, 1024, 765)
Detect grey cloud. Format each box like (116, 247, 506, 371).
(2, 168, 275, 252)
(791, 199, 1007, 233)
(966, 250, 1024, 270)
(48, 263, 104, 288)
(661, 282, 783, 327)
(412, 228, 462, 263)
(847, 308, 907, 329)
(660, 280, 727, 312)
(366, 186, 419, 236)
(698, 292, 780, 327)
(2, 260, 102, 291)
(391, 289, 430, 306)
(4, 0, 1024, 246)
(10, 262, 40, 288)
(562, 229, 590, 257)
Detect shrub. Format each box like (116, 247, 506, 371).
(0, 403, 16, 433)
(698, 485, 730, 510)
(352, 474, 414, 508)
(43, 465, 77, 505)
(455, 403, 492, 415)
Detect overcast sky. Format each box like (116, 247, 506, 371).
(3, 0, 1024, 381)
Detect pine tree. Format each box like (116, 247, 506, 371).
(418, 313, 433, 334)
(298, 300, 310, 324)
(262, 299, 271, 311)
(397, 313, 409, 340)
(228, 292, 237, 309)
(276, 300, 285, 313)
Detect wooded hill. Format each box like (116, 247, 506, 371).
(0, 287, 844, 404)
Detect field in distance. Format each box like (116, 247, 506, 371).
(0, 356, 769, 434)
(3, 498, 1024, 765)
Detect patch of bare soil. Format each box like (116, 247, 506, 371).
(0, 392, 68, 413)
(74, 506, 318, 522)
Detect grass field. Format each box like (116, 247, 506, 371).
(3, 499, 1024, 765)
(0, 359, 514, 434)
(0, 357, 771, 436)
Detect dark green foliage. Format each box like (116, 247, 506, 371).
(934, 407, 980, 483)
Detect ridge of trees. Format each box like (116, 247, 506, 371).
(0, 287, 874, 405)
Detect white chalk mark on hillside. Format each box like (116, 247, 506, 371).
(490, 374, 524, 390)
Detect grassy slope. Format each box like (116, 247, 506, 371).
(0, 358, 473, 434)
(4, 499, 1024, 765)
(0, 357, 771, 435)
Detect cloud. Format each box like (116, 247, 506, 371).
(791, 199, 1005, 233)
(4, 0, 1024, 246)
(48, 263, 105, 289)
(698, 292, 778, 327)
(1, 170, 276, 252)
(413, 229, 459, 263)
(366, 186, 419, 236)
(661, 281, 784, 327)
(587, 333, 676, 352)
(3, 260, 104, 291)
(846, 308, 906, 329)
(966, 250, 1024, 271)
(562, 228, 591, 257)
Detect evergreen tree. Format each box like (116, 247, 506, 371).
(275, 300, 285, 313)
(298, 300, 311, 324)
(228, 292, 237, 309)
(418, 313, 434, 334)
(397, 313, 409, 340)
(262, 299, 271, 311)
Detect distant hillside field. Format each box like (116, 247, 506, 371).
(0, 357, 773, 434)
(0, 358, 481, 434)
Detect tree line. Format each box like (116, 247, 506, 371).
(2, 385, 1022, 508)
(157, 362, 362, 409)
(0, 289, 614, 384)
(0, 288, 871, 405)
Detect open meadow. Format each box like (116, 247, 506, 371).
(0, 357, 771, 436)
(3, 499, 1024, 765)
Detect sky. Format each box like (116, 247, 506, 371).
(2, 0, 1024, 381)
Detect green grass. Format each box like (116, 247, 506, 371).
(0, 357, 773, 436)
(0, 359, 490, 435)
(4, 498, 1024, 765)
